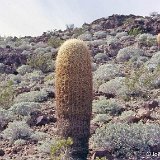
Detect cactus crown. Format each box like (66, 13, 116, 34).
(55, 39, 92, 117)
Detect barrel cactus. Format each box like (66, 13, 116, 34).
(55, 39, 92, 159)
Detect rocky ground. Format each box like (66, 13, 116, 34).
(0, 14, 160, 160)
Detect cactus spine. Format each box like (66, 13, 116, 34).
(55, 39, 92, 159)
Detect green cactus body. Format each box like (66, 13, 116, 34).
(55, 39, 92, 159)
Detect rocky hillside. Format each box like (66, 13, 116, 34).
(0, 14, 160, 160)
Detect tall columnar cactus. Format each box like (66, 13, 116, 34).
(55, 39, 92, 159)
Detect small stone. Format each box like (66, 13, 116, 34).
(148, 100, 159, 109)
(137, 108, 151, 118)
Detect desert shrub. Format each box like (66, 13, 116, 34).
(136, 33, 157, 46)
(17, 65, 33, 75)
(38, 137, 73, 160)
(120, 35, 133, 42)
(9, 74, 22, 84)
(94, 53, 108, 62)
(94, 31, 107, 39)
(48, 37, 64, 48)
(106, 36, 118, 45)
(50, 137, 73, 160)
(38, 139, 57, 154)
(33, 47, 47, 54)
(0, 108, 14, 130)
(150, 11, 160, 17)
(73, 28, 86, 38)
(78, 32, 92, 41)
(139, 64, 160, 89)
(44, 73, 55, 82)
(32, 42, 48, 50)
(24, 70, 44, 82)
(118, 110, 136, 120)
(98, 77, 128, 98)
(2, 121, 32, 142)
(92, 97, 123, 116)
(123, 17, 134, 25)
(115, 32, 128, 39)
(128, 27, 142, 36)
(14, 90, 49, 103)
(0, 80, 15, 109)
(90, 122, 160, 159)
(116, 46, 143, 62)
(146, 51, 160, 71)
(17, 43, 32, 50)
(92, 114, 111, 124)
(27, 53, 55, 73)
(9, 102, 41, 116)
(14, 139, 26, 146)
(93, 64, 122, 90)
(44, 73, 55, 86)
(30, 131, 49, 141)
(125, 63, 160, 97)
(125, 65, 144, 93)
(91, 24, 102, 30)
(87, 40, 107, 46)
(66, 24, 74, 31)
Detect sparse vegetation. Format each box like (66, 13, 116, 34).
(0, 13, 160, 160)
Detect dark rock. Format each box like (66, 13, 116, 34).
(47, 90, 55, 98)
(150, 143, 160, 153)
(36, 115, 49, 126)
(48, 116, 57, 123)
(148, 100, 159, 109)
(143, 100, 159, 109)
(27, 110, 42, 126)
(91, 149, 114, 160)
(6, 45, 11, 49)
(0, 149, 5, 156)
